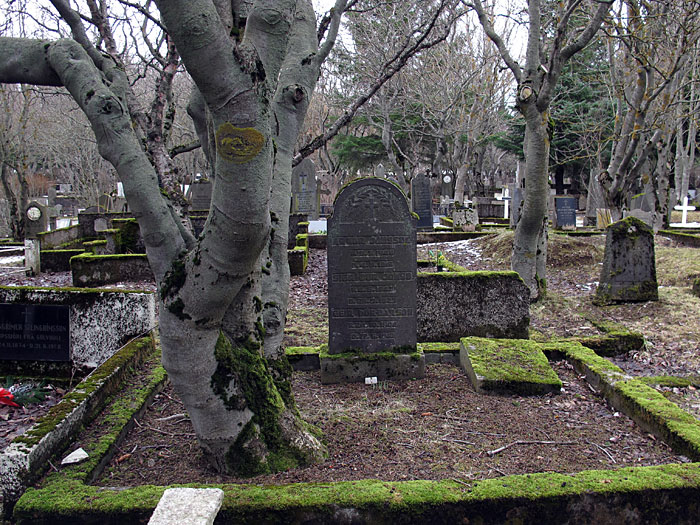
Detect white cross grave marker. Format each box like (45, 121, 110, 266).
(674, 197, 696, 226)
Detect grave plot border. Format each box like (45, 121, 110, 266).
(1, 332, 160, 515)
(12, 338, 700, 524)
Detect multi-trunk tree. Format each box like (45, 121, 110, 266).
(0, 0, 347, 474)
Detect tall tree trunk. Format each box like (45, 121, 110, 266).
(512, 104, 549, 300)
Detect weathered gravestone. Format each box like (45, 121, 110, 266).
(323, 178, 424, 383)
(554, 196, 577, 230)
(411, 172, 433, 230)
(189, 181, 213, 211)
(453, 205, 479, 232)
(291, 158, 319, 219)
(594, 216, 658, 305)
(24, 201, 49, 239)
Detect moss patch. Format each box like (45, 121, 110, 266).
(459, 337, 562, 395)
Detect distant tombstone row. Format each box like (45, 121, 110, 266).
(327, 177, 417, 356)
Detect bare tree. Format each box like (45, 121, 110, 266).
(468, 0, 612, 299)
(0, 0, 347, 474)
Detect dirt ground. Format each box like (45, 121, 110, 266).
(94, 231, 699, 487)
(2, 229, 699, 487)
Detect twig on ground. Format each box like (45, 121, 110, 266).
(442, 437, 476, 446)
(586, 440, 616, 463)
(450, 477, 471, 486)
(486, 440, 578, 457)
(156, 413, 187, 422)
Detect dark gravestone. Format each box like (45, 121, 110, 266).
(327, 178, 417, 354)
(411, 172, 433, 230)
(554, 196, 577, 230)
(189, 181, 213, 210)
(24, 201, 49, 238)
(594, 216, 658, 305)
(292, 158, 319, 219)
(0, 304, 70, 361)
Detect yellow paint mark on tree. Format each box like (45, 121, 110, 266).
(215, 123, 265, 163)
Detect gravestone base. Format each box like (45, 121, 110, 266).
(459, 337, 562, 396)
(319, 347, 425, 384)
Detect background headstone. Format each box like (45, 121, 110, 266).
(453, 205, 479, 232)
(327, 178, 417, 354)
(292, 158, 319, 219)
(374, 163, 386, 178)
(24, 201, 49, 239)
(554, 196, 577, 230)
(189, 181, 213, 211)
(411, 172, 433, 230)
(594, 216, 658, 305)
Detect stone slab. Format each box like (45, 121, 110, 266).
(417, 271, 530, 342)
(148, 488, 224, 525)
(319, 348, 425, 384)
(459, 337, 562, 395)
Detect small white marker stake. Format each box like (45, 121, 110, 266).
(365, 377, 378, 385)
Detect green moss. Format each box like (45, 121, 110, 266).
(159, 251, 187, 300)
(320, 345, 421, 361)
(615, 379, 700, 458)
(17, 463, 700, 524)
(167, 297, 191, 320)
(540, 341, 625, 377)
(417, 342, 461, 353)
(72, 253, 147, 260)
(0, 285, 153, 295)
(211, 331, 311, 476)
(638, 375, 700, 388)
(461, 337, 561, 388)
(284, 345, 321, 356)
(13, 336, 156, 448)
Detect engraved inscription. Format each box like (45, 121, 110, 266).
(327, 178, 417, 354)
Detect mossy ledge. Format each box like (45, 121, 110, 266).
(13, 338, 700, 523)
(544, 341, 700, 461)
(13, 464, 700, 524)
(1, 333, 160, 514)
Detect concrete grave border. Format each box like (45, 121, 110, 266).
(11, 337, 700, 524)
(1, 333, 161, 514)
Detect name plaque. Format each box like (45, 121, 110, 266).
(0, 303, 71, 361)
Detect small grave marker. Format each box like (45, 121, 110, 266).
(673, 197, 696, 226)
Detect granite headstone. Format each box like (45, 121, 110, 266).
(189, 181, 213, 211)
(0, 304, 70, 361)
(327, 178, 417, 354)
(24, 201, 49, 239)
(292, 158, 319, 219)
(554, 196, 577, 230)
(411, 172, 433, 229)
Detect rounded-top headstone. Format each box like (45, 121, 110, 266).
(327, 178, 417, 354)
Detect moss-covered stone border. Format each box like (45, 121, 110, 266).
(12, 339, 700, 524)
(1, 333, 160, 515)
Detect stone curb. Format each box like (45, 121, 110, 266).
(1, 333, 155, 514)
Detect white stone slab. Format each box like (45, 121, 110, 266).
(61, 447, 88, 465)
(148, 488, 224, 525)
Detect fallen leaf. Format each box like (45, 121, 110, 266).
(116, 453, 131, 464)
